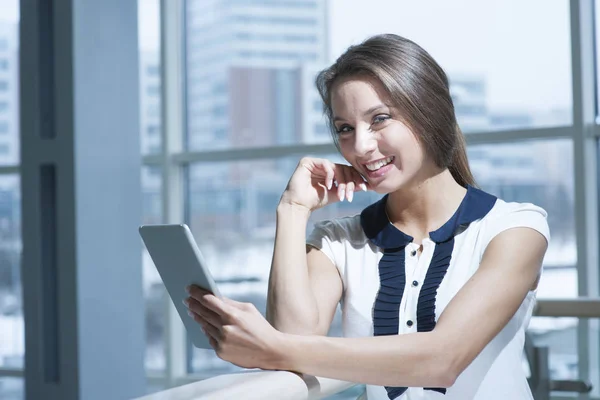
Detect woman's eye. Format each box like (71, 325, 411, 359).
(372, 114, 391, 125)
(336, 125, 353, 134)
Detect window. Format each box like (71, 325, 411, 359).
(235, 32, 318, 43)
(147, 85, 160, 97)
(146, 103, 160, 117)
(141, 166, 165, 372)
(185, 0, 570, 153)
(141, 1, 599, 399)
(0, 2, 22, 392)
(184, 0, 328, 151)
(469, 140, 578, 381)
(139, 0, 165, 379)
(139, 0, 162, 156)
(146, 64, 159, 76)
(232, 15, 317, 26)
(146, 125, 160, 136)
(0, 176, 23, 373)
(0, 378, 23, 400)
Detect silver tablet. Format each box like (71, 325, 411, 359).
(139, 223, 221, 349)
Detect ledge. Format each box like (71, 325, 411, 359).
(135, 370, 356, 400)
(535, 298, 600, 318)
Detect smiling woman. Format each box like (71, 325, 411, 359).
(184, 34, 550, 400)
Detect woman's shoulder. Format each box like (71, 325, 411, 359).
(485, 197, 548, 221)
(480, 197, 550, 243)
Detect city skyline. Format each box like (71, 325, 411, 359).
(138, 0, 573, 116)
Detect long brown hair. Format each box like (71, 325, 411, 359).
(315, 34, 476, 188)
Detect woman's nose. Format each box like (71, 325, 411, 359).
(353, 127, 377, 156)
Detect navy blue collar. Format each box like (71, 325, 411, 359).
(360, 185, 497, 248)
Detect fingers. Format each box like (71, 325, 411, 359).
(323, 161, 335, 191)
(186, 285, 256, 323)
(300, 157, 370, 202)
(333, 165, 369, 202)
(345, 181, 355, 202)
(187, 285, 233, 318)
(350, 168, 369, 192)
(184, 297, 222, 328)
(300, 157, 335, 190)
(315, 158, 335, 190)
(335, 166, 348, 202)
(222, 296, 253, 312)
(202, 324, 221, 348)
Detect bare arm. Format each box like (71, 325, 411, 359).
(275, 227, 548, 387)
(265, 157, 364, 336)
(266, 203, 342, 335)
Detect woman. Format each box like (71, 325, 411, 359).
(184, 34, 549, 399)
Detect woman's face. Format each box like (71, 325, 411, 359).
(330, 75, 432, 194)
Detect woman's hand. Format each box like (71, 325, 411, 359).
(280, 157, 369, 213)
(185, 285, 286, 370)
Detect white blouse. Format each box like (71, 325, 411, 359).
(306, 186, 550, 400)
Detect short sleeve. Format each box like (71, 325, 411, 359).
(306, 220, 348, 278)
(483, 202, 551, 249)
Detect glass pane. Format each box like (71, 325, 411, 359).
(329, 0, 572, 132)
(0, 377, 23, 400)
(528, 321, 579, 383)
(141, 166, 166, 372)
(139, 0, 162, 155)
(468, 139, 578, 383)
(0, 176, 22, 370)
(186, 156, 380, 374)
(0, 0, 19, 164)
(184, 0, 571, 151)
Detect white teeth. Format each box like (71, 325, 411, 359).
(366, 156, 394, 171)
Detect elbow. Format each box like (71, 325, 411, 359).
(428, 340, 467, 388)
(435, 368, 458, 389)
(266, 304, 324, 335)
(429, 358, 460, 389)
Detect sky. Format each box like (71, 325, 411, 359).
(328, 0, 573, 112)
(0, 0, 17, 22)
(0, 0, 580, 112)
(138, 0, 574, 112)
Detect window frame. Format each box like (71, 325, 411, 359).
(1, 0, 598, 399)
(140, 0, 600, 396)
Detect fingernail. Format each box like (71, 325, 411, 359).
(185, 285, 191, 293)
(182, 298, 189, 307)
(339, 189, 345, 201)
(360, 183, 367, 191)
(348, 191, 353, 202)
(327, 180, 332, 190)
(187, 310, 194, 318)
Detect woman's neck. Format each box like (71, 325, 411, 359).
(386, 169, 468, 243)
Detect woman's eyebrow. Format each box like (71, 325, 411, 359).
(333, 104, 391, 122)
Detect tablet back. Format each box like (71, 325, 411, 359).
(139, 224, 220, 349)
